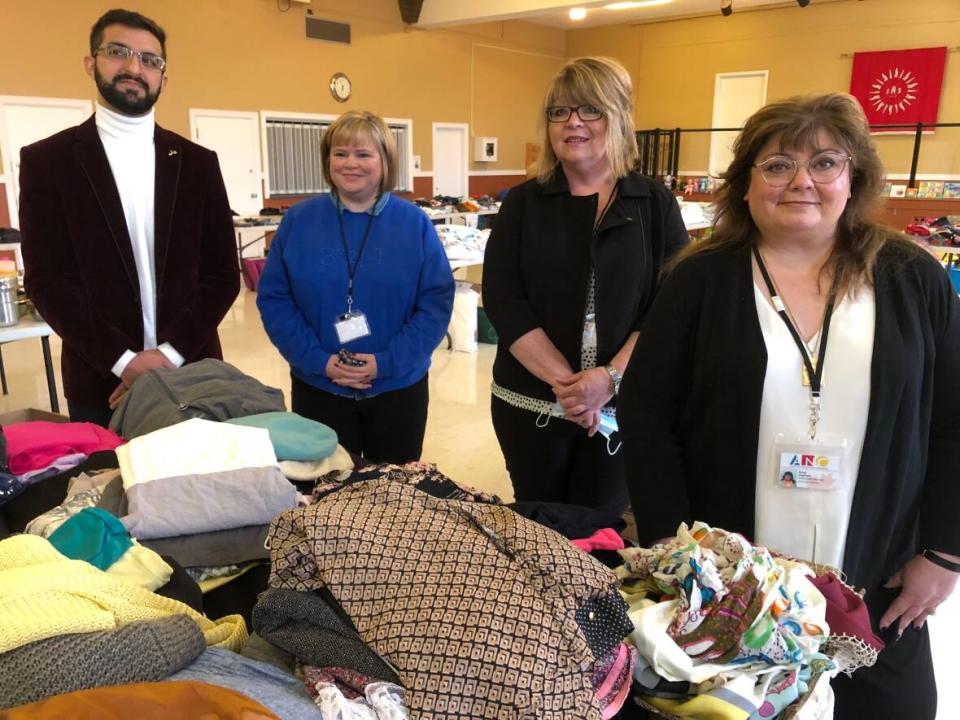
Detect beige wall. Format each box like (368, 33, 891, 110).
(2, 0, 959, 188)
(0, 0, 565, 174)
(569, 0, 960, 177)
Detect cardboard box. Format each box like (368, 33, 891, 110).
(0, 408, 69, 425)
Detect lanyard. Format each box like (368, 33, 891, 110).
(752, 246, 837, 439)
(593, 180, 619, 237)
(336, 195, 378, 313)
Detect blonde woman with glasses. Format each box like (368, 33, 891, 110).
(482, 56, 688, 515)
(619, 93, 960, 718)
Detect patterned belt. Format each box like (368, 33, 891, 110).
(490, 382, 616, 424)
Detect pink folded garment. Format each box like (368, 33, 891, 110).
(572, 527, 626, 553)
(3, 422, 124, 474)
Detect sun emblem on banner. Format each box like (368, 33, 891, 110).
(868, 67, 919, 115)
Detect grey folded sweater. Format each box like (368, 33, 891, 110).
(0, 615, 206, 709)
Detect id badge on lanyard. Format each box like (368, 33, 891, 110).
(334, 196, 377, 346)
(773, 434, 847, 491)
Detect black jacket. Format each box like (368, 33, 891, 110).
(619, 242, 960, 592)
(482, 169, 688, 403)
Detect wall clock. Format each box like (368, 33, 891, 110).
(330, 72, 352, 103)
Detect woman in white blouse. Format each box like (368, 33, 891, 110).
(618, 93, 960, 718)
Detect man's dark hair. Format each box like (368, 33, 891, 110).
(90, 9, 167, 58)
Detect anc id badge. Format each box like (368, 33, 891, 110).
(334, 311, 371, 344)
(773, 434, 847, 491)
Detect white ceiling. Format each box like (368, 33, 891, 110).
(414, 0, 833, 30)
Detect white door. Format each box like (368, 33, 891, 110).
(189, 109, 263, 216)
(0, 96, 92, 228)
(432, 123, 469, 198)
(708, 72, 768, 178)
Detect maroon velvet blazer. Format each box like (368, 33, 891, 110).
(18, 116, 240, 406)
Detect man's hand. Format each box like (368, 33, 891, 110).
(120, 349, 175, 388)
(108, 382, 128, 410)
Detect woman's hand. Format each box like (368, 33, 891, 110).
(880, 553, 960, 636)
(325, 353, 377, 390)
(553, 368, 614, 429)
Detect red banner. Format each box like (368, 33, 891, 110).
(849, 47, 947, 132)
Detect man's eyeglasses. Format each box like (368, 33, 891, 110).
(95, 43, 166, 72)
(753, 151, 852, 187)
(546, 105, 604, 123)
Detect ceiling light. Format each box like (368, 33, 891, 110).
(569, 7, 587, 20)
(605, 0, 674, 9)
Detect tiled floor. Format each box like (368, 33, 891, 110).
(1, 288, 957, 718)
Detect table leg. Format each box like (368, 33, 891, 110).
(0, 345, 7, 395)
(41, 335, 59, 413)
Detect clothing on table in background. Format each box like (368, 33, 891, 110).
(0, 615, 205, 709)
(590, 643, 636, 720)
(808, 572, 884, 673)
(23, 484, 106, 539)
(66, 468, 122, 499)
(509, 500, 626, 540)
(48, 507, 132, 570)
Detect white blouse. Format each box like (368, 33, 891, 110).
(753, 282, 875, 570)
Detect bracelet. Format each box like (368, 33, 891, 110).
(922, 549, 960, 573)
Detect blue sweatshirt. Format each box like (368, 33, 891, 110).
(257, 193, 455, 398)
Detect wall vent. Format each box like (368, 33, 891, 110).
(305, 17, 351, 44)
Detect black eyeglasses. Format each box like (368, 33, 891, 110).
(95, 43, 166, 72)
(753, 151, 852, 187)
(546, 105, 604, 123)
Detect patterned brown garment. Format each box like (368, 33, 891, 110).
(269, 475, 626, 719)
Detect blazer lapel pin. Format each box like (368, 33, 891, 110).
(168, 149, 178, 157)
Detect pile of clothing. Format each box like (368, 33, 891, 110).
(0, 420, 123, 507)
(259, 461, 636, 719)
(618, 522, 882, 720)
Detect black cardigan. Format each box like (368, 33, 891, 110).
(619, 242, 960, 592)
(482, 169, 688, 403)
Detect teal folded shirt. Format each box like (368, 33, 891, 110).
(48, 507, 133, 570)
(226, 412, 338, 462)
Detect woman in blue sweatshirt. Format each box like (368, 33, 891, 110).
(257, 111, 454, 463)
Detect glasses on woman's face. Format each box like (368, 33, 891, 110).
(95, 43, 166, 72)
(753, 151, 852, 187)
(546, 104, 604, 123)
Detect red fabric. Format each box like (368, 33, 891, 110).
(849, 47, 947, 132)
(810, 573, 885, 652)
(572, 527, 625, 553)
(4, 421, 124, 474)
(242, 257, 267, 291)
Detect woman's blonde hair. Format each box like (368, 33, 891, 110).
(535, 56, 638, 183)
(320, 110, 398, 193)
(672, 93, 911, 291)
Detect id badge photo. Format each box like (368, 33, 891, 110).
(773, 434, 848, 491)
(334, 311, 371, 344)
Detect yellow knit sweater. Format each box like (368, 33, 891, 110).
(0, 535, 247, 653)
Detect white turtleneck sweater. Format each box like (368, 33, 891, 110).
(95, 103, 184, 377)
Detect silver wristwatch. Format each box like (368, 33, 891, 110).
(603, 363, 622, 395)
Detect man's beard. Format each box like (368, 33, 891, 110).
(95, 67, 161, 116)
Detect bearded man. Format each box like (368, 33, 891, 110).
(18, 8, 239, 425)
